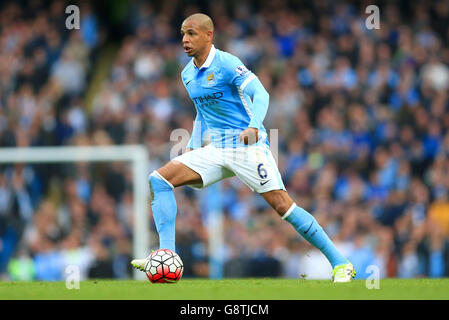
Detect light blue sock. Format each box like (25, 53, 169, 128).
(283, 204, 347, 268)
(149, 171, 177, 252)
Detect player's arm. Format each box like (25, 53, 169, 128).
(243, 75, 269, 129)
(181, 67, 208, 152)
(227, 57, 269, 144)
(240, 76, 269, 143)
(186, 108, 207, 152)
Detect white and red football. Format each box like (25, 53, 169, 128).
(145, 249, 184, 283)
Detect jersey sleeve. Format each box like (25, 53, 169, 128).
(242, 76, 269, 129)
(223, 54, 269, 129)
(181, 63, 207, 150)
(186, 108, 208, 150)
(224, 55, 257, 91)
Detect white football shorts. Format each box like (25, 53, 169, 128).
(173, 144, 286, 194)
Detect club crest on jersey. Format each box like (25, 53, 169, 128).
(235, 65, 250, 77)
(206, 72, 216, 86)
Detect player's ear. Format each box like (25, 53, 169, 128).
(207, 30, 213, 41)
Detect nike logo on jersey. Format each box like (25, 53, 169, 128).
(185, 80, 192, 85)
(260, 180, 270, 186)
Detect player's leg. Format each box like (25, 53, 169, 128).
(157, 160, 203, 188)
(149, 145, 233, 251)
(260, 190, 349, 267)
(131, 160, 201, 271)
(227, 145, 354, 282)
(149, 160, 202, 252)
(261, 189, 355, 282)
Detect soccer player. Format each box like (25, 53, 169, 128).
(131, 13, 355, 282)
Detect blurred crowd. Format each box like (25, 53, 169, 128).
(1, 0, 449, 280)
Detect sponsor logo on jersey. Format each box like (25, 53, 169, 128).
(192, 92, 223, 106)
(235, 65, 250, 77)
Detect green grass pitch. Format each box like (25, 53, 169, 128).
(1, 278, 449, 300)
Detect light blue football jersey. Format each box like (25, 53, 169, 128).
(181, 45, 269, 149)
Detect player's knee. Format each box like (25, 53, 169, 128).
(149, 171, 174, 193)
(273, 201, 293, 216)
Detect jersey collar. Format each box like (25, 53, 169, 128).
(193, 45, 216, 70)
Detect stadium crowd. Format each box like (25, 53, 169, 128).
(1, 0, 449, 280)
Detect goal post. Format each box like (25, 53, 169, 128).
(0, 145, 150, 280)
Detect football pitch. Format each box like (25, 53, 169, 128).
(1, 278, 449, 300)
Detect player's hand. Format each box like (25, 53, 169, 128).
(239, 128, 259, 145)
(185, 148, 193, 153)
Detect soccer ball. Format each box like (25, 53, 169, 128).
(145, 249, 184, 283)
